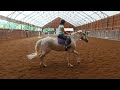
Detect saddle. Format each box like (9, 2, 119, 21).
(57, 36, 71, 51)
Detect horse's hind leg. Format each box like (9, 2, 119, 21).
(39, 50, 50, 68)
(39, 53, 47, 68)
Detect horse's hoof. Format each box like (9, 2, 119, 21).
(39, 64, 47, 68)
(68, 64, 74, 67)
(43, 64, 47, 67)
(77, 61, 80, 64)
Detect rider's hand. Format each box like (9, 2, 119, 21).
(69, 33, 71, 35)
(68, 33, 71, 36)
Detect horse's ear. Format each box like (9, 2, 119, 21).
(86, 32, 88, 35)
(84, 30, 88, 34)
(86, 31, 89, 35)
(78, 30, 82, 33)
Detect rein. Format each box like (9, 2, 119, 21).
(70, 31, 80, 36)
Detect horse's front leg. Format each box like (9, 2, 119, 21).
(73, 50, 80, 64)
(67, 51, 73, 67)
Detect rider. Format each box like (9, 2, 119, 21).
(56, 19, 71, 51)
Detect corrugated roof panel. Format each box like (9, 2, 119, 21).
(0, 11, 120, 27)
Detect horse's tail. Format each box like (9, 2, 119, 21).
(27, 39, 42, 60)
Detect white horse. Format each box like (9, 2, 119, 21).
(27, 30, 88, 67)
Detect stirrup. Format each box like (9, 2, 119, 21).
(66, 44, 71, 48)
(64, 45, 67, 51)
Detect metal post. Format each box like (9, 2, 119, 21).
(38, 31, 42, 38)
(48, 32, 49, 37)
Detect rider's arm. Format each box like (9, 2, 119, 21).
(62, 28, 71, 35)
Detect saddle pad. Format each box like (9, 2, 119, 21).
(58, 38, 65, 45)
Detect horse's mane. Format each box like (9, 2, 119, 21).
(70, 30, 82, 36)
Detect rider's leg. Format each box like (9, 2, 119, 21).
(66, 37, 71, 47)
(58, 34, 67, 45)
(57, 34, 69, 51)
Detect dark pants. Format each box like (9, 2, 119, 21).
(57, 34, 71, 46)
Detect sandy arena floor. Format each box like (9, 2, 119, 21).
(0, 36, 120, 79)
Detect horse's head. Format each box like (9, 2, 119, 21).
(77, 30, 88, 43)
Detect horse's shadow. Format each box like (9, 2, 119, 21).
(28, 60, 82, 72)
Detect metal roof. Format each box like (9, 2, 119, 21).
(0, 11, 119, 27)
